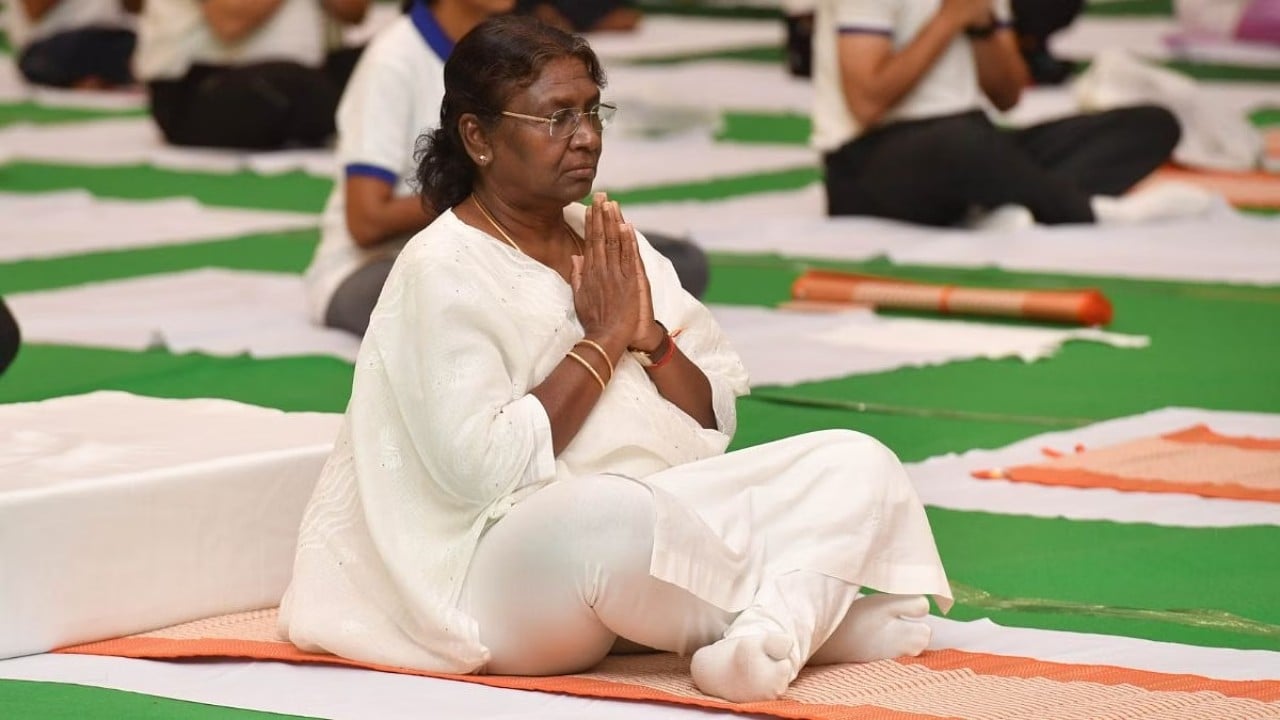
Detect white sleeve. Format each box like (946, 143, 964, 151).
(335, 44, 432, 187)
(358, 253, 558, 510)
(831, 0, 897, 34)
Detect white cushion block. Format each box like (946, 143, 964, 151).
(0, 391, 342, 659)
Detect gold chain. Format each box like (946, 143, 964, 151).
(472, 194, 584, 256)
(472, 194, 522, 254)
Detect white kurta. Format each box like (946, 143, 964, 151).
(280, 204, 952, 672)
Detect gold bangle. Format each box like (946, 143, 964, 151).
(566, 350, 607, 393)
(574, 339, 613, 383)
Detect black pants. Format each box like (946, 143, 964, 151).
(147, 48, 361, 151)
(18, 27, 136, 88)
(1011, 0, 1084, 41)
(824, 107, 1180, 226)
(0, 297, 19, 377)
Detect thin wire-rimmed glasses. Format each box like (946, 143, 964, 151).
(500, 102, 618, 138)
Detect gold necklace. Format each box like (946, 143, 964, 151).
(472, 194, 583, 255)
(472, 194, 522, 254)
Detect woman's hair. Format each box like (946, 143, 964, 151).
(415, 15, 607, 214)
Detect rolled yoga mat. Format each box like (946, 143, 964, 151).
(790, 270, 1114, 326)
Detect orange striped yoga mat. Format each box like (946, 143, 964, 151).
(1139, 128, 1280, 210)
(973, 424, 1280, 503)
(57, 608, 1280, 720)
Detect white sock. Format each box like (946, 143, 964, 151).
(809, 593, 932, 665)
(964, 204, 1035, 232)
(690, 632, 794, 703)
(1091, 182, 1219, 225)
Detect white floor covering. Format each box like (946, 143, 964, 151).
(627, 186, 1280, 286)
(906, 407, 1280, 528)
(8, 268, 1149, 385)
(0, 190, 317, 262)
(1054, 14, 1280, 66)
(0, 115, 818, 190)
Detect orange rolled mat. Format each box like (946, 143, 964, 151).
(791, 270, 1114, 326)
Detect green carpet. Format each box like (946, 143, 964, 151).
(0, 102, 144, 129)
(0, 681, 317, 720)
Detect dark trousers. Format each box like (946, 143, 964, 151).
(147, 48, 361, 151)
(0, 297, 19, 377)
(1011, 0, 1084, 41)
(18, 27, 136, 88)
(824, 106, 1180, 226)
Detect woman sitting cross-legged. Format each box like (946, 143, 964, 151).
(279, 16, 952, 704)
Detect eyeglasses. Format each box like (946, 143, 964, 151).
(500, 102, 617, 138)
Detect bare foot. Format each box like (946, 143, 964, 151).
(690, 633, 795, 703)
(809, 594, 931, 665)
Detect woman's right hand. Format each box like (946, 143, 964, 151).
(572, 193, 647, 351)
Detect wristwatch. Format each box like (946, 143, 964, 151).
(629, 321, 670, 368)
(965, 16, 999, 39)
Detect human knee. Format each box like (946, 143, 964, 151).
(1120, 105, 1181, 155)
(645, 234, 710, 299)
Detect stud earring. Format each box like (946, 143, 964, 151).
(478, 154, 487, 163)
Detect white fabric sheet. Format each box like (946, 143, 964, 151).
(0, 615, 1273, 720)
(628, 187, 1280, 285)
(10, 268, 1144, 386)
(607, 60, 814, 115)
(0, 190, 317, 262)
(587, 16, 783, 61)
(0, 391, 341, 660)
(1055, 13, 1280, 66)
(8, 268, 362, 361)
(0, 117, 337, 176)
(710, 305, 1148, 387)
(0, 115, 817, 190)
(906, 407, 1280, 528)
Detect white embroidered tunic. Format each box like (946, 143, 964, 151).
(280, 204, 952, 672)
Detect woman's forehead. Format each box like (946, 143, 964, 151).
(513, 57, 599, 105)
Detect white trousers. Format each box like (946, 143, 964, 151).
(458, 473, 862, 676)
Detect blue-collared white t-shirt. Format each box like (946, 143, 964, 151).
(304, 3, 453, 322)
(811, 0, 1011, 152)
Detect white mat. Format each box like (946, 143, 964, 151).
(0, 391, 341, 659)
(608, 60, 813, 115)
(588, 16, 783, 61)
(8, 268, 362, 361)
(9, 268, 1146, 384)
(0, 615, 1272, 720)
(0, 190, 317, 262)
(1054, 14, 1280, 66)
(906, 407, 1280, 528)
(0, 115, 817, 190)
(0, 117, 337, 176)
(1002, 80, 1280, 131)
(710, 304, 1147, 386)
(626, 186, 1280, 286)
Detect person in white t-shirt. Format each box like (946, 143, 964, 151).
(303, 0, 513, 336)
(813, 0, 1191, 227)
(5, 0, 137, 89)
(308, 0, 709, 336)
(134, 0, 369, 150)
